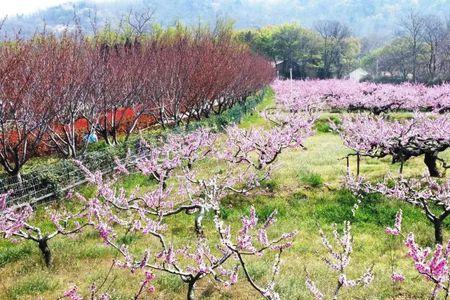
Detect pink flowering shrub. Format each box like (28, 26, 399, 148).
(305, 221, 374, 300)
(63, 283, 116, 300)
(391, 272, 405, 283)
(69, 117, 311, 299)
(348, 174, 450, 244)
(386, 209, 402, 236)
(0, 192, 91, 267)
(384, 206, 450, 299)
(405, 234, 450, 299)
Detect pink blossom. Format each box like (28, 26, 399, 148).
(405, 233, 449, 286)
(305, 276, 324, 300)
(391, 273, 405, 282)
(114, 156, 129, 175)
(63, 286, 83, 300)
(386, 209, 402, 236)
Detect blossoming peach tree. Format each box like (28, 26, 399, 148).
(348, 174, 450, 244)
(0, 192, 91, 267)
(60, 110, 314, 300)
(348, 174, 450, 299)
(334, 114, 450, 177)
(382, 208, 450, 300)
(305, 221, 374, 300)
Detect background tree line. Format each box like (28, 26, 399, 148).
(361, 12, 450, 84)
(235, 21, 361, 79)
(236, 12, 450, 85)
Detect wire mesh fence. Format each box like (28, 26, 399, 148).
(0, 145, 147, 207)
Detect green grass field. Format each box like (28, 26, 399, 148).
(1, 90, 449, 300)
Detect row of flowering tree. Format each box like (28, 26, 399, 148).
(272, 79, 450, 114)
(9, 77, 450, 298)
(0, 100, 318, 298)
(0, 27, 274, 181)
(273, 78, 450, 298)
(273, 79, 450, 177)
(0, 90, 383, 299)
(334, 113, 450, 177)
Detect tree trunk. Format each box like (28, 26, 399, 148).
(187, 280, 196, 300)
(356, 153, 361, 176)
(333, 280, 343, 300)
(38, 238, 53, 267)
(434, 220, 443, 245)
(13, 171, 22, 184)
(195, 207, 205, 237)
(424, 152, 440, 177)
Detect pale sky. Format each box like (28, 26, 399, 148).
(0, 0, 106, 17)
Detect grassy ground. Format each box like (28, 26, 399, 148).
(1, 90, 449, 300)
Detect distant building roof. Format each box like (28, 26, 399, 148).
(348, 68, 369, 82)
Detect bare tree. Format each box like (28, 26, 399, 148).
(126, 6, 155, 37)
(315, 20, 351, 78)
(422, 16, 445, 82)
(398, 11, 425, 82)
(87, 7, 99, 36)
(436, 19, 450, 80)
(0, 40, 56, 181)
(0, 16, 6, 32)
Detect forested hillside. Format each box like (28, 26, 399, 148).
(2, 0, 449, 37)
